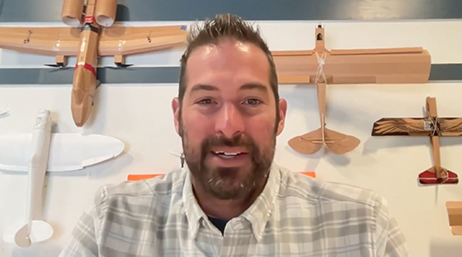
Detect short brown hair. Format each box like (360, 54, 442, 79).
(178, 14, 279, 110)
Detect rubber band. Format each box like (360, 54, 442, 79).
(315, 52, 328, 84)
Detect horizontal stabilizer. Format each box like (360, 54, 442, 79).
(418, 168, 458, 184)
(3, 220, 53, 246)
(324, 128, 360, 154)
(288, 128, 324, 155)
(288, 128, 360, 155)
(0, 133, 124, 172)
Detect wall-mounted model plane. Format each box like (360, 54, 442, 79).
(272, 25, 431, 155)
(371, 97, 461, 185)
(446, 201, 462, 235)
(0, 0, 188, 127)
(0, 109, 125, 247)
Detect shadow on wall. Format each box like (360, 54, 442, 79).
(12, 243, 62, 257)
(430, 239, 462, 257)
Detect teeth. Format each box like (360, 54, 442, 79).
(214, 151, 242, 156)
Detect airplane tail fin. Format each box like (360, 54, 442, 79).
(418, 167, 459, 184)
(288, 127, 360, 155)
(3, 220, 53, 247)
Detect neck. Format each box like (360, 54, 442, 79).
(191, 176, 268, 220)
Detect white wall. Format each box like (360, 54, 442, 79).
(1, 19, 462, 257)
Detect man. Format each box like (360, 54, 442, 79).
(59, 14, 409, 257)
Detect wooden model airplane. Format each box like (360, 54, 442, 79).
(0, 0, 188, 127)
(273, 24, 431, 155)
(0, 109, 125, 247)
(371, 97, 461, 184)
(446, 201, 462, 235)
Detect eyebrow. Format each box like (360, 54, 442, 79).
(190, 83, 269, 93)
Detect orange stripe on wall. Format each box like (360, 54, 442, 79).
(127, 171, 316, 181)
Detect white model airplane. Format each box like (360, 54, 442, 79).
(1, 109, 125, 247)
(0, 110, 8, 116)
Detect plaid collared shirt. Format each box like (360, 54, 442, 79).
(59, 163, 409, 257)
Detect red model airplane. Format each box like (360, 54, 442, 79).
(0, 0, 187, 127)
(372, 97, 461, 185)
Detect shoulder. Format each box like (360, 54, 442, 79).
(276, 164, 389, 214)
(92, 168, 186, 214)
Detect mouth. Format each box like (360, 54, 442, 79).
(211, 150, 248, 159)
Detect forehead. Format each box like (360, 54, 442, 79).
(184, 39, 271, 92)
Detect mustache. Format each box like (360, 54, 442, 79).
(201, 134, 255, 153)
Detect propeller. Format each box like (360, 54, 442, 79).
(116, 63, 134, 68)
(105, 63, 134, 69)
(44, 63, 72, 72)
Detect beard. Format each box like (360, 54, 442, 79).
(179, 119, 276, 200)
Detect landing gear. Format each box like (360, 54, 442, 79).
(45, 55, 68, 68)
(114, 55, 133, 68)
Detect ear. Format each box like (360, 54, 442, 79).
(172, 97, 181, 135)
(276, 98, 287, 136)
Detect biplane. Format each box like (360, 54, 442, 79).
(0, 110, 125, 247)
(273, 24, 431, 155)
(0, 0, 188, 127)
(371, 97, 462, 184)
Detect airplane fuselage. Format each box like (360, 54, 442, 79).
(72, 1, 100, 127)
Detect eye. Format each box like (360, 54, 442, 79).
(244, 98, 261, 105)
(196, 98, 213, 105)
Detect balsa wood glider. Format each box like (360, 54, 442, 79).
(0, 0, 188, 127)
(0, 109, 125, 247)
(275, 25, 431, 155)
(446, 201, 462, 235)
(371, 97, 461, 185)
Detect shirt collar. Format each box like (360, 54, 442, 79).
(182, 163, 281, 241)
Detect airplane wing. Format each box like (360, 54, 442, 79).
(98, 25, 187, 56)
(330, 47, 426, 55)
(271, 47, 430, 84)
(0, 133, 124, 172)
(371, 118, 433, 136)
(0, 27, 81, 56)
(439, 118, 462, 136)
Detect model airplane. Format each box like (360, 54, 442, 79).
(274, 24, 431, 155)
(446, 201, 462, 235)
(0, 0, 188, 127)
(0, 109, 125, 247)
(371, 97, 461, 184)
(0, 110, 8, 117)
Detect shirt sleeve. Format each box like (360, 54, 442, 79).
(58, 210, 100, 257)
(374, 195, 410, 257)
(58, 185, 109, 257)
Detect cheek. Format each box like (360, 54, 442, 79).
(182, 115, 214, 140)
(244, 120, 274, 141)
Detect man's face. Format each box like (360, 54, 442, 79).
(172, 39, 286, 200)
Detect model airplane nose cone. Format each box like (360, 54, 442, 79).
(71, 67, 96, 127)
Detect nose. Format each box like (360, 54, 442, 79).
(214, 103, 244, 138)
